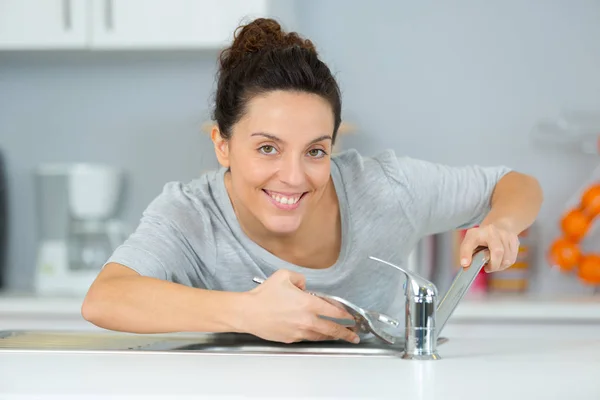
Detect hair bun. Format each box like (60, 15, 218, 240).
(213, 17, 341, 143)
(220, 18, 317, 70)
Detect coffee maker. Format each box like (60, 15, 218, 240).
(34, 163, 127, 296)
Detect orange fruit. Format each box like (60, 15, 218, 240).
(548, 238, 581, 271)
(561, 209, 590, 242)
(578, 254, 600, 285)
(581, 184, 600, 217)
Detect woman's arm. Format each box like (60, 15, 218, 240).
(382, 154, 543, 271)
(82, 263, 249, 333)
(385, 156, 515, 236)
(83, 182, 359, 342)
(480, 171, 544, 234)
(82, 263, 360, 343)
(460, 171, 543, 271)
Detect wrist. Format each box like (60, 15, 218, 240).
(188, 290, 255, 334)
(228, 291, 257, 334)
(480, 216, 519, 234)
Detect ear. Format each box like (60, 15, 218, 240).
(211, 126, 230, 168)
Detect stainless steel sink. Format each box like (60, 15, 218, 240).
(0, 330, 448, 357)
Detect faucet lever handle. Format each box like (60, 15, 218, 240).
(435, 245, 490, 337)
(368, 256, 437, 298)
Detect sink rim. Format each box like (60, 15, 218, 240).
(0, 329, 449, 357)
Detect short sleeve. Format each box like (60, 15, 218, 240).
(104, 182, 215, 288)
(378, 152, 512, 236)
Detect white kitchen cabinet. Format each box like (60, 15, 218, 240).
(0, 0, 88, 49)
(89, 0, 270, 49)
(0, 0, 274, 51)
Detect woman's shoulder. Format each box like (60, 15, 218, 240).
(332, 148, 461, 199)
(330, 148, 407, 202)
(141, 169, 224, 231)
(331, 148, 405, 183)
(332, 147, 394, 169)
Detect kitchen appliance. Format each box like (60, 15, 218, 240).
(0, 148, 6, 290)
(34, 163, 127, 296)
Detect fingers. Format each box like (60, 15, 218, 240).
(272, 269, 306, 290)
(306, 316, 360, 344)
(504, 234, 520, 269)
(486, 230, 505, 272)
(460, 229, 492, 268)
(286, 271, 307, 291)
(461, 226, 521, 272)
(460, 229, 480, 268)
(310, 296, 355, 321)
(301, 332, 337, 342)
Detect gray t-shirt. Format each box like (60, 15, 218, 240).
(106, 149, 510, 325)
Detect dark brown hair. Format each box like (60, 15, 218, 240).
(212, 18, 342, 143)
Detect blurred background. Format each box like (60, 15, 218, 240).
(1, 0, 600, 300)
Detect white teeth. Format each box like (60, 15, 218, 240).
(269, 192, 300, 205)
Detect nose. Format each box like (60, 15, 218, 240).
(278, 154, 305, 187)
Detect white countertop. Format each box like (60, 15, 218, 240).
(2, 291, 600, 322)
(1, 291, 600, 399)
(1, 328, 599, 399)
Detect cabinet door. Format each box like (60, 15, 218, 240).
(0, 0, 88, 49)
(89, 0, 269, 50)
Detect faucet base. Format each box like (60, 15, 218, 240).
(401, 352, 441, 360)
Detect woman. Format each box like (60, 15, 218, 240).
(82, 18, 543, 345)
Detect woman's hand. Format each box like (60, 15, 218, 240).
(459, 224, 520, 272)
(242, 269, 361, 344)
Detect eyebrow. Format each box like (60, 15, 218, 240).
(251, 132, 333, 145)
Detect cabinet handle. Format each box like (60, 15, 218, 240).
(105, 0, 114, 30)
(62, 0, 71, 31)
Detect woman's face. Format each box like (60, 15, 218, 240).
(214, 90, 335, 236)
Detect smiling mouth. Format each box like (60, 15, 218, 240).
(263, 190, 307, 208)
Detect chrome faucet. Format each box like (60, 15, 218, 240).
(369, 246, 490, 360)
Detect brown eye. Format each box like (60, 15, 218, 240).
(259, 145, 277, 155)
(308, 149, 326, 158)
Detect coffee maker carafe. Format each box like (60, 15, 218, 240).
(35, 163, 127, 296)
(67, 164, 125, 271)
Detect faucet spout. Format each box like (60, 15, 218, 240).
(369, 245, 490, 360)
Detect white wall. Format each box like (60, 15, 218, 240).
(2, 0, 600, 295)
(0, 51, 220, 290)
(297, 0, 600, 295)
